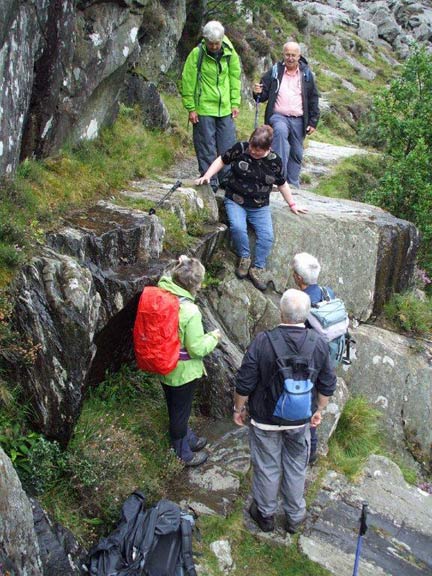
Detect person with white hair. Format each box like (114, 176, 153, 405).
(181, 20, 241, 192)
(233, 288, 336, 534)
(253, 41, 320, 188)
(292, 252, 336, 464)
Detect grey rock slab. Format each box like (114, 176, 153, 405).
(300, 455, 432, 575)
(0, 447, 43, 576)
(304, 140, 368, 165)
(268, 187, 419, 320)
(121, 179, 219, 224)
(341, 324, 432, 466)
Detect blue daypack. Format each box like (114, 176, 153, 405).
(266, 328, 319, 426)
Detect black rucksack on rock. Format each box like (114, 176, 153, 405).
(87, 492, 197, 576)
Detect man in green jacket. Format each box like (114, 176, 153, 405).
(181, 20, 241, 192)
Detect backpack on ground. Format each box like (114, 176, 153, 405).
(307, 286, 351, 369)
(133, 287, 181, 375)
(266, 328, 319, 426)
(87, 491, 197, 576)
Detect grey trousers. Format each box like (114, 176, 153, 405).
(249, 423, 310, 522)
(192, 115, 236, 190)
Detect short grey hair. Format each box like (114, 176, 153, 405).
(171, 255, 205, 295)
(202, 20, 225, 42)
(292, 252, 321, 285)
(280, 289, 311, 324)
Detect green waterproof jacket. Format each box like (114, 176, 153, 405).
(181, 37, 241, 117)
(158, 276, 219, 387)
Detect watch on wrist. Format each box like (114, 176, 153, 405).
(233, 406, 245, 414)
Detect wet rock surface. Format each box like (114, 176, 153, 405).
(0, 447, 43, 576)
(300, 455, 432, 576)
(342, 324, 432, 467)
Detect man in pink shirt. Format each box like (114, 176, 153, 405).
(254, 42, 320, 188)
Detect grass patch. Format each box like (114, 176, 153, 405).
(37, 366, 183, 544)
(327, 396, 382, 480)
(313, 153, 383, 200)
(383, 292, 432, 338)
(196, 504, 331, 576)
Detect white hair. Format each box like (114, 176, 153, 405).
(202, 21, 225, 42)
(292, 252, 321, 286)
(280, 289, 311, 324)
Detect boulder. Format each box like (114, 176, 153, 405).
(0, 0, 50, 175)
(300, 455, 432, 575)
(11, 195, 224, 443)
(123, 77, 170, 129)
(0, 447, 43, 575)
(341, 324, 432, 468)
(12, 202, 165, 442)
(268, 186, 419, 321)
(32, 499, 87, 576)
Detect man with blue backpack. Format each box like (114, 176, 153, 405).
(233, 289, 336, 534)
(292, 252, 350, 464)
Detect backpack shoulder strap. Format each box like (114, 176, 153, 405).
(266, 327, 296, 359)
(300, 329, 319, 361)
(319, 286, 331, 302)
(181, 516, 197, 576)
(196, 43, 204, 75)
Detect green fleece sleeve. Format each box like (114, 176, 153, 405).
(183, 310, 218, 358)
(181, 48, 199, 112)
(229, 49, 241, 109)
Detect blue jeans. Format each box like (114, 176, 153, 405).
(224, 198, 274, 269)
(269, 113, 304, 188)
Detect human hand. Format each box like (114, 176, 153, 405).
(195, 176, 210, 186)
(306, 126, 316, 135)
(310, 410, 322, 428)
(233, 410, 246, 427)
(253, 82, 263, 94)
(289, 204, 308, 215)
(189, 111, 199, 124)
(232, 108, 239, 119)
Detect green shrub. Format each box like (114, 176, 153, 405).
(383, 292, 432, 337)
(328, 396, 381, 479)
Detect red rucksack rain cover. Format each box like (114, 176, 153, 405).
(133, 287, 181, 375)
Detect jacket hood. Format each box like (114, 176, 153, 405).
(157, 276, 195, 300)
(200, 35, 235, 56)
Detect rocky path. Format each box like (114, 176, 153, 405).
(155, 141, 432, 576)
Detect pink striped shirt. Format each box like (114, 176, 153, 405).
(274, 67, 303, 117)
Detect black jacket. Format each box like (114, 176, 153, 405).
(255, 57, 320, 136)
(235, 326, 336, 425)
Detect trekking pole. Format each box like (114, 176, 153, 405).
(254, 94, 260, 130)
(148, 180, 182, 215)
(352, 502, 368, 576)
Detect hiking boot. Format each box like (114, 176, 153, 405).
(286, 515, 306, 534)
(191, 436, 207, 452)
(235, 257, 251, 279)
(249, 501, 275, 532)
(184, 451, 208, 467)
(248, 267, 268, 291)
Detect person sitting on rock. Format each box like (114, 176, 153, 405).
(195, 125, 307, 291)
(292, 251, 335, 465)
(158, 256, 221, 466)
(233, 289, 336, 533)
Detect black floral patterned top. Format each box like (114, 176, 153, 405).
(221, 141, 286, 208)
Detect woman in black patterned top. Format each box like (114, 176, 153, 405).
(196, 125, 307, 290)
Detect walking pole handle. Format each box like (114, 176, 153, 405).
(359, 502, 368, 536)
